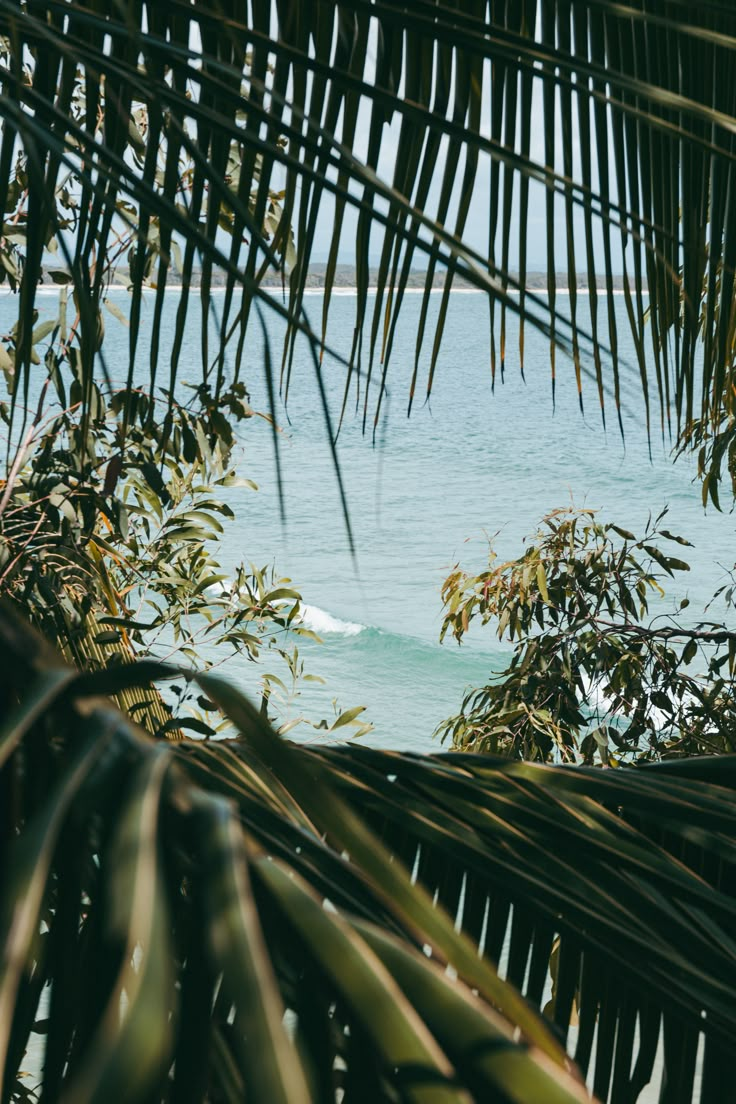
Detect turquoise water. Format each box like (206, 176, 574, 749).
(4, 287, 735, 750)
(229, 290, 735, 750)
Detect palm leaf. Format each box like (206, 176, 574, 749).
(2, 2, 736, 446)
(0, 602, 587, 1102)
(1, 603, 736, 1102)
(306, 744, 736, 1101)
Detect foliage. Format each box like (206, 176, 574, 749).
(0, 43, 369, 739)
(0, 326, 370, 738)
(439, 508, 736, 762)
(2, 607, 736, 1103)
(0, 27, 293, 293)
(1, 4, 736, 1103)
(0, 607, 588, 1104)
(1, 3, 736, 449)
(0, 19, 297, 695)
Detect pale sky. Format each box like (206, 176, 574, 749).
(284, 16, 625, 275)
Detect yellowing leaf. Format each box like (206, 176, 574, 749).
(536, 562, 550, 604)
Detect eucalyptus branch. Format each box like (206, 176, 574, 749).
(592, 620, 736, 645)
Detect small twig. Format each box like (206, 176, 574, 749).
(0, 378, 50, 519)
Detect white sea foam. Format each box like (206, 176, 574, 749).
(204, 583, 364, 636)
(580, 672, 694, 733)
(296, 603, 364, 636)
(204, 580, 235, 599)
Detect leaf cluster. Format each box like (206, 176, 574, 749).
(439, 508, 736, 763)
(0, 344, 357, 738)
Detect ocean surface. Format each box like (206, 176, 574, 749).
(4, 286, 735, 752)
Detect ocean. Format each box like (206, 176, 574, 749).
(5, 286, 735, 752)
(217, 288, 735, 752)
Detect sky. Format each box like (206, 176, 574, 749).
(281, 14, 625, 276)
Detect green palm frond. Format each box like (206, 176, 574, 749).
(0, 604, 588, 1103)
(2, 603, 735, 1102)
(1, 1, 736, 444)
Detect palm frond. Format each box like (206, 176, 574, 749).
(1, 2, 736, 445)
(0, 602, 589, 1102)
(2, 603, 736, 1102)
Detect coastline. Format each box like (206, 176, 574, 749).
(27, 284, 639, 297)
(24, 262, 640, 297)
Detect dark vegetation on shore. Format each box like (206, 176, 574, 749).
(37, 263, 634, 291)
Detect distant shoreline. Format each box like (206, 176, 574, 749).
(29, 284, 639, 297)
(31, 263, 639, 296)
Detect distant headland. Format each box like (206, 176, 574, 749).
(38, 262, 634, 292)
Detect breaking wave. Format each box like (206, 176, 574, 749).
(296, 604, 365, 637)
(204, 583, 366, 637)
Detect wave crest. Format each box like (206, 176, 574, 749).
(204, 584, 365, 637)
(297, 604, 364, 636)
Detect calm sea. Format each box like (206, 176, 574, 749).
(5, 287, 735, 752)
